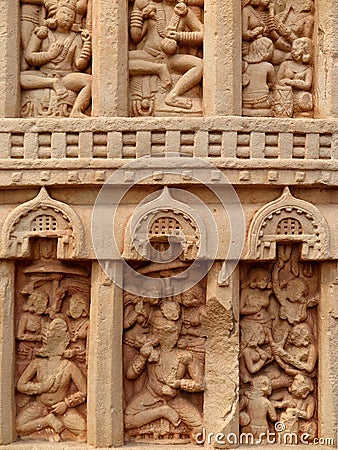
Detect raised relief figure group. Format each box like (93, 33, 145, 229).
(15, 242, 90, 443)
(19, 0, 317, 117)
(242, 0, 314, 117)
(240, 244, 318, 441)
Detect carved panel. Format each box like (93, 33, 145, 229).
(123, 279, 206, 443)
(240, 244, 318, 442)
(128, 0, 204, 116)
(242, 0, 315, 118)
(15, 239, 90, 443)
(122, 194, 206, 442)
(20, 0, 92, 117)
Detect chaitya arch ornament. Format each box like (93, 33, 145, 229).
(1, 187, 84, 259)
(246, 187, 330, 261)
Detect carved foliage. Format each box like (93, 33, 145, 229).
(240, 244, 318, 441)
(20, 0, 92, 117)
(242, 0, 315, 117)
(15, 240, 90, 442)
(128, 0, 204, 116)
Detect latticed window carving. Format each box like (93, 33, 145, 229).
(31, 215, 57, 232)
(276, 218, 303, 235)
(149, 217, 181, 237)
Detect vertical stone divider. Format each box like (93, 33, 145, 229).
(318, 261, 337, 441)
(0, 0, 20, 117)
(0, 260, 15, 444)
(203, 261, 239, 449)
(87, 261, 124, 447)
(316, 0, 338, 118)
(203, 0, 242, 115)
(92, 0, 128, 116)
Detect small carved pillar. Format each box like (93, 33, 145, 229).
(203, 0, 242, 115)
(0, 0, 20, 117)
(87, 261, 124, 447)
(318, 261, 337, 438)
(0, 260, 16, 444)
(317, 0, 338, 117)
(203, 262, 239, 447)
(92, 0, 128, 116)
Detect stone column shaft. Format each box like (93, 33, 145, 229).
(87, 261, 124, 447)
(0, 260, 15, 444)
(92, 0, 129, 116)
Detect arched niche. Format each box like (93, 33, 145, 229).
(1, 187, 84, 259)
(246, 187, 330, 261)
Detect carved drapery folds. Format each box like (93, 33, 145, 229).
(128, 0, 204, 116)
(20, 0, 92, 117)
(123, 189, 206, 443)
(239, 189, 329, 442)
(242, 0, 315, 117)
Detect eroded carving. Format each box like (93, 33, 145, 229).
(128, 0, 204, 116)
(123, 284, 205, 443)
(240, 244, 318, 441)
(20, 0, 92, 117)
(242, 0, 315, 117)
(15, 242, 90, 442)
(123, 201, 206, 442)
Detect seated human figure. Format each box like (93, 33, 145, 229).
(125, 310, 204, 441)
(129, 0, 203, 114)
(16, 318, 87, 442)
(21, 0, 91, 117)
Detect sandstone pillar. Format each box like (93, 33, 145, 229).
(204, 262, 239, 449)
(0, 0, 20, 117)
(203, 0, 242, 116)
(318, 261, 338, 441)
(87, 261, 124, 447)
(317, 0, 338, 118)
(92, 0, 128, 116)
(0, 261, 16, 444)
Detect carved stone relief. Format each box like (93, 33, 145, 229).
(1, 188, 85, 259)
(15, 239, 90, 442)
(242, 0, 315, 117)
(128, 0, 204, 116)
(20, 0, 92, 117)
(123, 201, 206, 443)
(240, 244, 318, 441)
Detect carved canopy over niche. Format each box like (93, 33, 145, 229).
(1, 188, 84, 259)
(246, 187, 330, 260)
(123, 187, 209, 262)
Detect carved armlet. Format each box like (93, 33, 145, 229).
(64, 391, 86, 408)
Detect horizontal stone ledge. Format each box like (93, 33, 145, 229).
(0, 167, 337, 187)
(0, 117, 337, 133)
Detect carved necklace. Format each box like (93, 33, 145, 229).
(48, 30, 77, 64)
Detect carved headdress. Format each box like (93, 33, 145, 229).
(59, 0, 77, 11)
